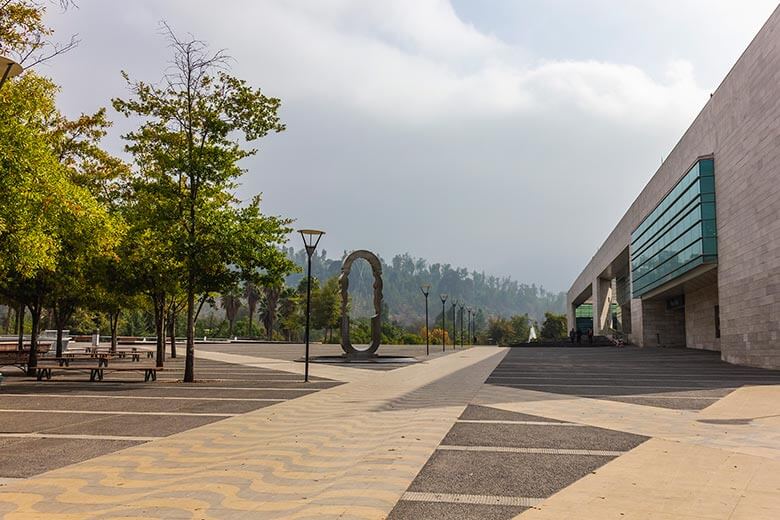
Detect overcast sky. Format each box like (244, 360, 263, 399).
(42, 0, 778, 291)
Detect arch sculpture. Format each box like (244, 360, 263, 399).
(339, 250, 383, 358)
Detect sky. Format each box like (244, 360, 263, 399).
(40, 0, 779, 292)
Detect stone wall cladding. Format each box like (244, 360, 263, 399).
(641, 300, 686, 348)
(567, 6, 780, 368)
(685, 283, 720, 351)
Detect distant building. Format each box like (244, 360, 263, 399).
(567, 7, 780, 369)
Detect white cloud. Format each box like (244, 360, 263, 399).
(41, 0, 772, 289)
(188, 0, 708, 128)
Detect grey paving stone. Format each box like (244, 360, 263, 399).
(388, 500, 527, 520)
(43, 413, 223, 437)
(600, 396, 719, 410)
(459, 405, 566, 423)
(407, 450, 613, 497)
(0, 437, 143, 478)
(441, 422, 647, 451)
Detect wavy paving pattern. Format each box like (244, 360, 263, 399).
(0, 347, 506, 519)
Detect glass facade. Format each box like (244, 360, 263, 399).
(631, 158, 717, 298)
(574, 303, 618, 332)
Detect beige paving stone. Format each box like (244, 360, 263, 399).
(514, 438, 780, 520)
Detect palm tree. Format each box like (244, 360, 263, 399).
(261, 283, 282, 340)
(221, 292, 242, 338)
(244, 282, 260, 338)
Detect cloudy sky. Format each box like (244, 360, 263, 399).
(42, 0, 778, 291)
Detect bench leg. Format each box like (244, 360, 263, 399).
(144, 370, 150, 382)
(90, 369, 103, 382)
(37, 369, 43, 381)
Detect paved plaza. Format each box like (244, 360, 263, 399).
(1, 343, 780, 519)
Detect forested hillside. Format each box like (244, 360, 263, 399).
(285, 248, 564, 326)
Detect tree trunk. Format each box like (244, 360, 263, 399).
(267, 312, 274, 341)
(247, 306, 254, 338)
(168, 309, 177, 358)
(55, 307, 64, 358)
(2, 305, 12, 334)
(26, 299, 42, 375)
(17, 302, 24, 351)
(184, 281, 195, 382)
(152, 294, 166, 368)
(110, 310, 120, 354)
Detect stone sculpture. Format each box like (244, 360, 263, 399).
(338, 250, 383, 358)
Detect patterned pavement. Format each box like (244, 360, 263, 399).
(2, 344, 780, 519)
(0, 346, 505, 519)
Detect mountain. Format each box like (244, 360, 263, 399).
(284, 248, 564, 326)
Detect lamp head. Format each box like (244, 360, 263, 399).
(420, 283, 431, 296)
(298, 229, 325, 256)
(440, 293, 448, 303)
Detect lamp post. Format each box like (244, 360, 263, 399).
(420, 284, 431, 356)
(473, 308, 479, 344)
(450, 299, 457, 349)
(299, 229, 325, 383)
(0, 56, 22, 90)
(459, 302, 465, 348)
(466, 307, 472, 346)
(440, 293, 448, 352)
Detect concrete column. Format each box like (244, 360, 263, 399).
(593, 277, 612, 334)
(566, 302, 576, 333)
(630, 298, 643, 346)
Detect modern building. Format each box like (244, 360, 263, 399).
(567, 7, 780, 369)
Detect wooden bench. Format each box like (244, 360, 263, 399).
(51, 355, 110, 367)
(64, 348, 150, 362)
(33, 364, 161, 382)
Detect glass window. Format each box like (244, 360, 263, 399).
(630, 159, 717, 297)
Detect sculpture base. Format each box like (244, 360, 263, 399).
(305, 355, 417, 364)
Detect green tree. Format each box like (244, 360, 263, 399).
(311, 276, 341, 342)
(541, 312, 568, 339)
(0, 73, 121, 369)
(277, 287, 301, 341)
(113, 27, 287, 381)
(0, 0, 78, 70)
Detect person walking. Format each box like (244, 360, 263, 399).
(587, 328, 594, 344)
(569, 328, 576, 344)
(576, 328, 582, 345)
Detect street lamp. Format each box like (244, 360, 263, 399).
(473, 308, 479, 344)
(450, 299, 458, 349)
(459, 302, 465, 349)
(299, 229, 324, 383)
(0, 56, 22, 90)
(466, 307, 472, 346)
(439, 293, 448, 352)
(420, 284, 431, 356)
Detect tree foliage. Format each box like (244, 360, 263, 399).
(112, 26, 290, 381)
(541, 312, 568, 339)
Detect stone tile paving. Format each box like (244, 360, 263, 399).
(0, 350, 342, 478)
(487, 345, 780, 409)
(0, 346, 506, 518)
(1, 344, 779, 519)
(390, 345, 780, 520)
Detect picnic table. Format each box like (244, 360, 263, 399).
(33, 363, 161, 382)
